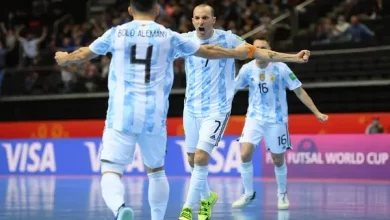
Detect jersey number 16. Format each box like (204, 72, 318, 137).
(258, 83, 269, 94)
(130, 45, 153, 84)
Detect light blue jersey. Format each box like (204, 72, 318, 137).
(89, 20, 200, 134)
(235, 60, 302, 123)
(182, 29, 245, 117)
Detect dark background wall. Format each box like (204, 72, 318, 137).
(0, 85, 389, 122)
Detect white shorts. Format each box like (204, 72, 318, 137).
(183, 109, 230, 154)
(239, 117, 292, 154)
(99, 128, 167, 169)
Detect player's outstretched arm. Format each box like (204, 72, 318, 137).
(248, 44, 310, 63)
(194, 44, 250, 60)
(293, 86, 328, 123)
(55, 47, 99, 66)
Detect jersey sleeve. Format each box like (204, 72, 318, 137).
(228, 31, 246, 48)
(171, 31, 200, 58)
(281, 64, 302, 90)
(235, 65, 250, 89)
(89, 27, 116, 55)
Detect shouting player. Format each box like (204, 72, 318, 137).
(232, 38, 328, 210)
(178, 4, 312, 220)
(54, 0, 253, 219)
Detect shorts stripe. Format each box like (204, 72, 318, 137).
(285, 123, 292, 149)
(215, 112, 230, 146)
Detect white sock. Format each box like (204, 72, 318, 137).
(274, 163, 287, 194)
(191, 166, 210, 200)
(101, 173, 125, 217)
(184, 165, 208, 208)
(240, 161, 254, 196)
(148, 170, 169, 220)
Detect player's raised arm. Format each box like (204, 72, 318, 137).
(55, 27, 115, 66)
(245, 43, 311, 63)
(55, 47, 99, 66)
(193, 44, 250, 60)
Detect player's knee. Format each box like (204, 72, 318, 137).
(145, 166, 164, 174)
(101, 160, 126, 177)
(241, 143, 255, 163)
(271, 153, 285, 167)
(194, 149, 210, 166)
(187, 153, 195, 168)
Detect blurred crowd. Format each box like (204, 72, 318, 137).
(0, 0, 386, 96)
(311, 0, 381, 45)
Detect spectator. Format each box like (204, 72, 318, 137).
(16, 26, 47, 67)
(333, 15, 351, 37)
(346, 15, 375, 42)
(365, 117, 384, 134)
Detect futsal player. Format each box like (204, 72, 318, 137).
(232, 38, 328, 210)
(54, 0, 253, 219)
(178, 4, 312, 220)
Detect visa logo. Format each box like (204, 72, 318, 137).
(84, 142, 145, 173)
(2, 142, 56, 173)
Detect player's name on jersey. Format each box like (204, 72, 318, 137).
(117, 29, 167, 38)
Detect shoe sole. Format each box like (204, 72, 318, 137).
(231, 200, 254, 209)
(118, 207, 134, 220)
(278, 205, 290, 210)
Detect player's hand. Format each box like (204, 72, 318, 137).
(295, 50, 310, 63)
(315, 113, 328, 123)
(55, 51, 69, 66)
(234, 44, 251, 60)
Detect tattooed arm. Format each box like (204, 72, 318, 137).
(249, 46, 310, 63)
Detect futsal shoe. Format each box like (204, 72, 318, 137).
(198, 191, 218, 220)
(277, 191, 290, 210)
(231, 192, 256, 208)
(178, 207, 193, 220)
(116, 205, 134, 220)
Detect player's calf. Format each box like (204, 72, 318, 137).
(146, 165, 169, 220)
(232, 142, 256, 208)
(271, 152, 290, 210)
(100, 161, 128, 217)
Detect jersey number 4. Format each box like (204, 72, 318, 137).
(130, 45, 153, 83)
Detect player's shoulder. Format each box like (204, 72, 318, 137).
(240, 60, 255, 73)
(214, 29, 236, 38)
(272, 62, 291, 73)
(180, 30, 196, 38)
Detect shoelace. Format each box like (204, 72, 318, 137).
(180, 208, 191, 219)
(199, 201, 210, 215)
(279, 192, 287, 202)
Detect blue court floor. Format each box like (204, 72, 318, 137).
(0, 176, 389, 220)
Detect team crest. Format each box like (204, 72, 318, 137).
(270, 74, 276, 81)
(259, 73, 265, 81)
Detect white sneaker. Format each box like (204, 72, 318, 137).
(277, 192, 290, 210)
(232, 192, 256, 208)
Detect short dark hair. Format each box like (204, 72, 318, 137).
(130, 0, 157, 13)
(254, 36, 269, 43)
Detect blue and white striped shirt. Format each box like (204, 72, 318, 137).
(182, 29, 245, 117)
(235, 61, 302, 123)
(89, 20, 200, 134)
